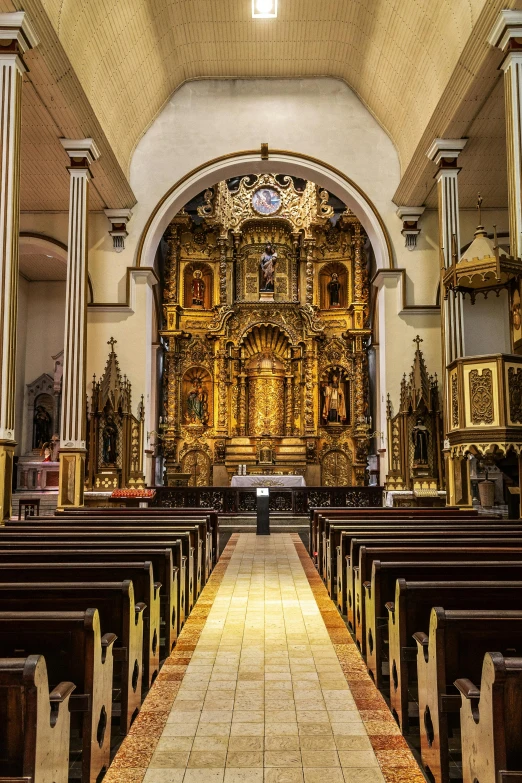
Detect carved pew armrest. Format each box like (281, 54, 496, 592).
(455, 678, 480, 699)
(413, 631, 429, 648)
(135, 602, 147, 618)
(49, 681, 76, 703)
(154, 581, 162, 598)
(363, 581, 371, 596)
(385, 601, 395, 616)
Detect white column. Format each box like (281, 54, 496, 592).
(0, 13, 37, 521)
(427, 139, 467, 366)
(489, 11, 522, 258)
(58, 139, 100, 508)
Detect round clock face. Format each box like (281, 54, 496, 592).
(252, 188, 281, 215)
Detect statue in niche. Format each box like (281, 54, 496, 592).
(191, 269, 205, 308)
(412, 416, 430, 466)
(322, 375, 347, 424)
(102, 413, 118, 464)
(33, 405, 52, 449)
(259, 243, 277, 292)
(327, 272, 341, 308)
(186, 378, 209, 425)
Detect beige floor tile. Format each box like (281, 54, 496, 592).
(301, 750, 340, 767)
(304, 770, 344, 783)
(226, 751, 264, 767)
(341, 770, 385, 783)
(264, 736, 301, 751)
(264, 767, 304, 782)
(143, 770, 185, 782)
(192, 737, 229, 752)
(149, 751, 190, 768)
(228, 736, 264, 751)
(338, 750, 380, 767)
(225, 769, 264, 783)
(183, 770, 225, 783)
(264, 751, 302, 768)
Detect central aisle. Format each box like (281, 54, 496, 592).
(143, 533, 386, 782)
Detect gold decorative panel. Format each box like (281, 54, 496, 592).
(469, 368, 494, 425)
(160, 173, 372, 486)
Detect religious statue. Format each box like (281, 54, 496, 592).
(40, 443, 52, 462)
(33, 405, 52, 449)
(102, 413, 118, 464)
(186, 379, 209, 425)
(322, 375, 347, 424)
(412, 416, 429, 466)
(327, 272, 341, 308)
(260, 243, 277, 292)
(191, 268, 205, 308)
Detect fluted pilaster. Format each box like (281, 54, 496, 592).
(58, 138, 100, 508)
(0, 13, 37, 521)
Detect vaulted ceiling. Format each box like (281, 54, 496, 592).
(4, 0, 522, 211)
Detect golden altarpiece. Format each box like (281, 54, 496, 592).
(160, 174, 372, 487)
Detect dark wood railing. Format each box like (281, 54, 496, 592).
(150, 486, 383, 515)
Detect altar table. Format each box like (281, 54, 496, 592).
(231, 475, 306, 488)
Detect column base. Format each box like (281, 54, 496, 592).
(0, 441, 15, 522)
(58, 450, 86, 509)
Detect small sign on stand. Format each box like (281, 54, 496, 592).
(256, 487, 270, 535)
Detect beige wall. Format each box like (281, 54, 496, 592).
(15, 279, 66, 456)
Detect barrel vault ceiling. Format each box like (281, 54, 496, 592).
(4, 0, 522, 212)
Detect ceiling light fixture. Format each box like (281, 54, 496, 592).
(252, 0, 277, 18)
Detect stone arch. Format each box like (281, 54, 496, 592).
(136, 150, 393, 273)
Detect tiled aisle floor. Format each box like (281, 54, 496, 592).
(106, 533, 423, 783)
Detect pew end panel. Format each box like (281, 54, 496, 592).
(456, 653, 522, 783)
(0, 655, 75, 783)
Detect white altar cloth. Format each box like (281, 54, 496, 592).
(231, 475, 306, 488)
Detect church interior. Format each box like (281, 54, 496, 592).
(5, 2, 522, 782)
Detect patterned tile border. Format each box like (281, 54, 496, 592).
(103, 533, 240, 782)
(292, 533, 426, 783)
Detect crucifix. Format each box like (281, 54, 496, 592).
(107, 337, 117, 351)
(413, 335, 423, 351)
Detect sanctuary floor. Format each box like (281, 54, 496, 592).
(105, 533, 424, 783)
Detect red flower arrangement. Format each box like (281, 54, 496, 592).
(111, 488, 156, 499)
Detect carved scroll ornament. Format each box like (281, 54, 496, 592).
(469, 368, 494, 425)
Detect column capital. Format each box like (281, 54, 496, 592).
(489, 10, 522, 51)
(0, 12, 38, 55)
(60, 138, 101, 168)
(426, 138, 467, 167)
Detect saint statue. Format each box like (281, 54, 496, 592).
(327, 272, 341, 308)
(191, 269, 205, 308)
(102, 413, 118, 464)
(412, 416, 429, 465)
(260, 243, 277, 292)
(322, 375, 347, 424)
(33, 405, 52, 449)
(186, 379, 208, 425)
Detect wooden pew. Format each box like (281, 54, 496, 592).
(0, 654, 75, 783)
(0, 529, 195, 618)
(57, 508, 220, 569)
(43, 512, 215, 580)
(414, 608, 522, 783)
(456, 652, 522, 783)
(311, 508, 478, 572)
(0, 581, 145, 733)
(6, 519, 203, 602)
(323, 511, 483, 588)
(363, 561, 522, 689)
(340, 526, 522, 625)
(0, 609, 115, 783)
(351, 539, 522, 650)
(0, 562, 159, 690)
(326, 515, 517, 596)
(308, 506, 474, 560)
(389, 580, 522, 735)
(0, 547, 181, 651)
